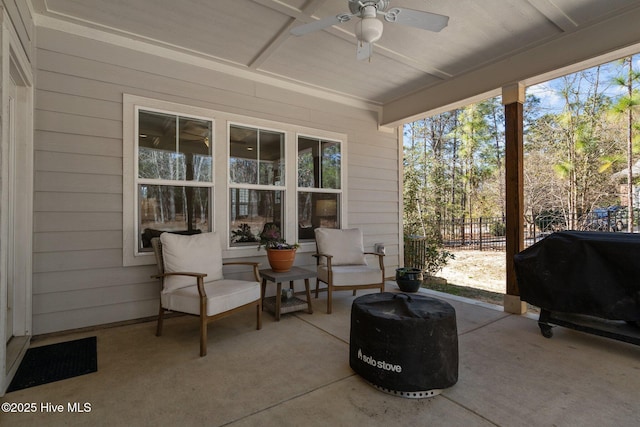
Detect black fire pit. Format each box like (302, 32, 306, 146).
(350, 292, 458, 398)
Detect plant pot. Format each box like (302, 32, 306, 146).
(267, 248, 296, 272)
(395, 268, 424, 293)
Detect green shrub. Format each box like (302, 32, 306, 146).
(404, 235, 455, 277)
(490, 220, 506, 236)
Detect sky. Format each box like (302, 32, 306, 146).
(403, 54, 640, 144)
(526, 55, 640, 114)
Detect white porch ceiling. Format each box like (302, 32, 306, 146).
(31, 0, 640, 126)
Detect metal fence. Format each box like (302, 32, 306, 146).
(429, 209, 635, 251)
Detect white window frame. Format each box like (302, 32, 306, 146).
(123, 95, 216, 266)
(123, 94, 347, 263)
(296, 134, 344, 240)
(225, 124, 347, 257)
(227, 121, 287, 250)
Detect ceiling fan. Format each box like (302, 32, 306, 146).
(290, 0, 449, 61)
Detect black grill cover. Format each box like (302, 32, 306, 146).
(350, 293, 458, 393)
(514, 231, 640, 321)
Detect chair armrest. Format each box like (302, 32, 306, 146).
(151, 272, 208, 297)
(364, 252, 385, 257)
(152, 272, 207, 279)
(312, 253, 333, 269)
(223, 262, 260, 282)
(364, 252, 385, 271)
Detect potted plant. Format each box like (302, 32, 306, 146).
(395, 267, 424, 293)
(231, 223, 259, 244)
(258, 223, 299, 272)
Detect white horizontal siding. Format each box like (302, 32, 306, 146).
(36, 110, 121, 138)
(350, 177, 398, 193)
(34, 193, 122, 212)
(34, 212, 122, 233)
(357, 223, 399, 237)
(35, 171, 122, 193)
(33, 300, 160, 335)
(32, 26, 400, 334)
(35, 231, 122, 252)
(35, 131, 123, 157)
(351, 200, 399, 214)
(347, 189, 398, 203)
(33, 282, 159, 314)
(33, 266, 157, 294)
(35, 151, 121, 175)
(36, 90, 122, 121)
(37, 70, 125, 103)
(34, 248, 123, 273)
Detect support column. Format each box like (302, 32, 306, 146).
(502, 83, 527, 314)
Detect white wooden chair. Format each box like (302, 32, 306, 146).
(151, 232, 262, 356)
(314, 228, 385, 314)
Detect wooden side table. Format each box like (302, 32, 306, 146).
(260, 267, 315, 320)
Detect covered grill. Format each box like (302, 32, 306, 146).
(349, 292, 458, 398)
(514, 231, 640, 344)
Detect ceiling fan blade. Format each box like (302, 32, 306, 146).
(383, 8, 449, 32)
(356, 41, 373, 61)
(290, 14, 353, 36)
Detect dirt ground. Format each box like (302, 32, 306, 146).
(424, 249, 507, 306)
(437, 250, 506, 294)
(427, 249, 542, 313)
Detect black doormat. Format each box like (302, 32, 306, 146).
(7, 336, 97, 393)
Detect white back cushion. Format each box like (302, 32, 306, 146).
(160, 232, 224, 291)
(315, 228, 366, 266)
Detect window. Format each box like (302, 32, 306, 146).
(229, 124, 285, 247)
(297, 136, 342, 240)
(123, 95, 215, 265)
(125, 95, 346, 264)
(137, 109, 213, 251)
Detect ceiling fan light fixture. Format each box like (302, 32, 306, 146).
(290, 0, 449, 61)
(355, 16, 383, 43)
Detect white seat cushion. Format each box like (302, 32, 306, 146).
(315, 228, 366, 266)
(318, 265, 382, 286)
(161, 279, 260, 317)
(160, 232, 224, 292)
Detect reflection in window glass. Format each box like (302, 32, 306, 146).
(297, 137, 341, 189)
(297, 192, 340, 240)
(229, 126, 258, 184)
(229, 125, 284, 186)
(229, 189, 284, 247)
(259, 130, 285, 186)
(138, 110, 212, 182)
(138, 184, 209, 251)
(297, 135, 342, 240)
(298, 137, 316, 188)
(321, 141, 341, 189)
(136, 108, 213, 253)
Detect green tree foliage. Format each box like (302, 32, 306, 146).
(404, 54, 640, 234)
(403, 111, 459, 237)
(403, 98, 507, 236)
(525, 66, 626, 227)
(609, 57, 640, 231)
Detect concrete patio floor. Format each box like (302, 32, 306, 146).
(2, 284, 639, 427)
